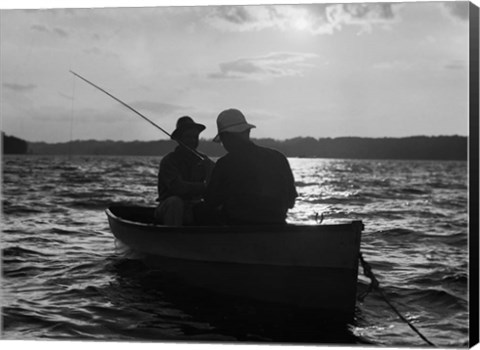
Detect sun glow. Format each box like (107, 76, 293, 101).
(292, 17, 310, 31)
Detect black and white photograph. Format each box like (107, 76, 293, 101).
(1, 0, 478, 348)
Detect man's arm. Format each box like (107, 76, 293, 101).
(158, 156, 206, 198)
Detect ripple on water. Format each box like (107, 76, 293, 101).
(1, 156, 468, 346)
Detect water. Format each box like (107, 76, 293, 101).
(1, 155, 469, 346)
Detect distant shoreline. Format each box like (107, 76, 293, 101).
(2, 154, 468, 163)
(18, 135, 467, 161)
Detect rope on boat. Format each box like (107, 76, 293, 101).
(358, 252, 436, 347)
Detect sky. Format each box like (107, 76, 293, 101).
(0, 0, 473, 143)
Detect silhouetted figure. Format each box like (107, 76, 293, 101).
(204, 109, 297, 225)
(155, 116, 214, 225)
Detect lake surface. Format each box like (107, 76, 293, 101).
(1, 155, 469, 347)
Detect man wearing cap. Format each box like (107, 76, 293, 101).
(155, 116, 214, 225)
(204, 108, 297, 225)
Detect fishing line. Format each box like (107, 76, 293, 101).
(358, 252, 436, 347)
(69, 71, 76, 158)
(69, 70, 205, 161)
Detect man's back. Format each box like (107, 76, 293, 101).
(205, 142, 297, 224)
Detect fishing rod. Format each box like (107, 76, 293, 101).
(69, 70, 205, 161)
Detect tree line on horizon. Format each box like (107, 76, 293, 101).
(2, 132, 29, 154)
(18, 135, 467, 160)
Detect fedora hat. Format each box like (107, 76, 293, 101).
(213, 109, 256, 142)
(171, 116, 206, 140)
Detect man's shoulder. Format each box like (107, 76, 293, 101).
(215, 152, 233, 165)
(256, 144, 287, 160)
(159, 150, 182, 166)
(160, 150, 176, 161)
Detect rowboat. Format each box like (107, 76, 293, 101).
(106, 205, 364, 322)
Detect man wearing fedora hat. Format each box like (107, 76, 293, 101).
(155, 116, 214, 225)
(204, 108, 297, 225)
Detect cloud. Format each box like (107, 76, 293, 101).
(129, 101, 186, 115)
(207, 6, 276, 32)
(217, 6, 257, 25)
(3, 82, 37, 92)
(207, 3, 398, 35)
(326, 3, 397, 33)
(209, 52, 318, 80)
(442, 2, 469, 21)
(30, 24, 69, 38)
(83, 46, 119, 59)
(31, 24, 49, 33)
(53, 27, 68, 38)
(33, 106, 139, 124)
(444, 60, 467, 70)
(373, 59, 467, 72)
(207, 5, 330, 33)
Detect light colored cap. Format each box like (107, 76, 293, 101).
(213, 109, 256, 143)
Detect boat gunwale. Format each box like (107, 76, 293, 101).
(106, 206, 364, 234)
